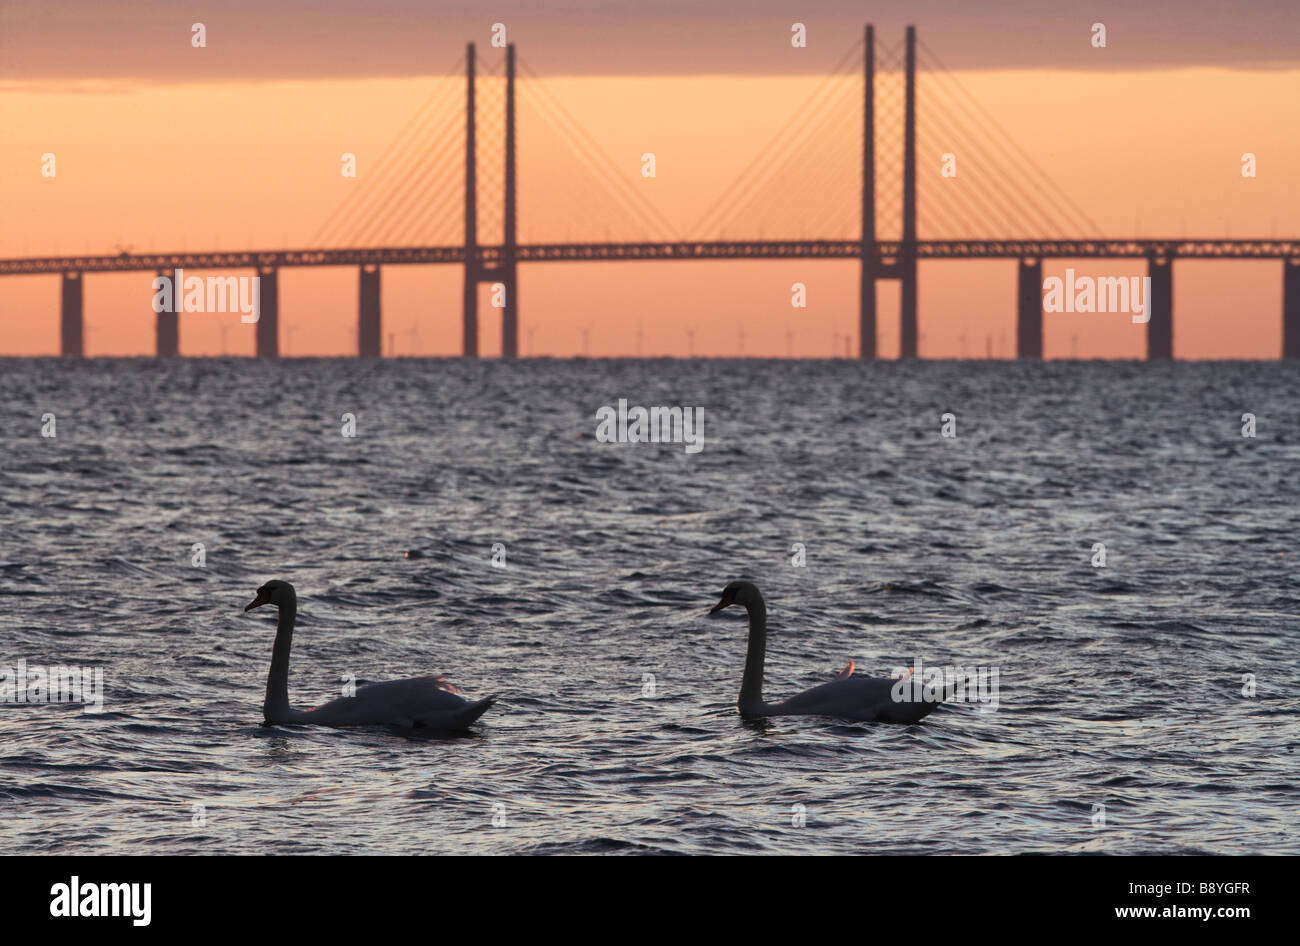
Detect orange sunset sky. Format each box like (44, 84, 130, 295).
(1, 1, 1297, 358)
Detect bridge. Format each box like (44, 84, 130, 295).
(5, 25, 1299, 359)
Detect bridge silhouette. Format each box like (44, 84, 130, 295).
(5, 24, 1299, 359)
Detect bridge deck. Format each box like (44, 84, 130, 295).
(1, 240, 1297, 276)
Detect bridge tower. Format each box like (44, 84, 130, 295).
(900, 25, 919, 359)
(501, 42, 519, 358)
(461, 42, 520, 359)
(858, 25, 877, 359)
(859, 25, 918, 360)
(462, 43, 478, 356)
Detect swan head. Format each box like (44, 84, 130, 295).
(245, 579, 296, 612)
(709, 580, 760, 613)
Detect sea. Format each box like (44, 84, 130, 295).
(1, 357, 1296, 854)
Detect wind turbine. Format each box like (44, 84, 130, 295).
(403, 324, 422, 356)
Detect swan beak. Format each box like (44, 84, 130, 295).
(708, 593, 734, 614)
(244, 591, 270, 612)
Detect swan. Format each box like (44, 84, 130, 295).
(245, 580, 496, 730)
(708, 580, 949, 723)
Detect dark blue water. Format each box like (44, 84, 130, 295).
(1, 357, 1296, 854)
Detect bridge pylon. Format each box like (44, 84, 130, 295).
(859, 25, 918, 359)
(899, 25, 919, 359)
(858, 25, 876, 359)
(461, 42, 520, 358)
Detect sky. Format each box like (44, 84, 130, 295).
(1, 0, 1298, 357)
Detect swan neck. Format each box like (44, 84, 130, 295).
(739, 594, 768, 713)
(264, 600, 296, 723)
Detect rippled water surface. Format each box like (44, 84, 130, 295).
(1, 357, 1297, 855)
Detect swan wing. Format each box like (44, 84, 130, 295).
(835, 660, 855, 680)
(301, 676, 483, 727)
(355, 676, 471, 713)
(770, 675, 945, 723)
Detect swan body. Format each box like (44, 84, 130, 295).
(246, 580, 496, 730)
(709, 580, 947, 724)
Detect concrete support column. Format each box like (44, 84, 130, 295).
(155, 269, 179, 357)
(1016, 258, 1043, 359)
(1147, 257, 1173, 361)
(358, 265, 381, 357)
(256, 267, 279, 358)
(1283, 259, 1300, 359)
(60, 272, 83, 357)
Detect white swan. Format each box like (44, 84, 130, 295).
(246, 580, 496, 730)
(709, 580, 949, 723)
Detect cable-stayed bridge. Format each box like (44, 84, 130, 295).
(4, 25, 1298, 359)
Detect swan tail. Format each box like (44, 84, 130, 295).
(881, 674, 956, 723)
(410, 694, 497, 731)
(454, 694, 497, 728)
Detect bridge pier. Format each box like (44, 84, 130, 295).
(155, 268, 179, 357)
(1016, 258, 1042, 359)
(60, 273, 83, 357)
(256, 266, 279, 358)
(1284, 260, 1300, 359)
(1147, 257, 1173, 360)
(358, 264, 381, 356)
